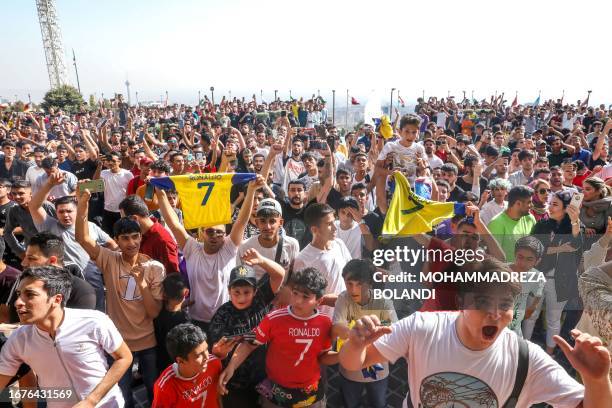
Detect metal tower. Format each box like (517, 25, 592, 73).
(36, 0, 69, 89)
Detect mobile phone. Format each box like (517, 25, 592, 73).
(187, 153, 193, 161)
(138, 131, 145, 142)
(79, 179, 105, 194)
(570, 192, 583, 209)
(310, 140, 324, 150)
(195, 152, 203, 161)
(327, 136, 336, 153)
(144, 183, 155, 201)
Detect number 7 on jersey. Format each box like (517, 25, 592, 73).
(197, 182, 215, 206)
(294, 339, 313, 366)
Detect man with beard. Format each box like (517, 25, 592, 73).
(0, 141, 28, 180)
(423, 138, 444, 169)
(24, 147, 46, 187)
(282, 179, 311, 249)
(549, 166, 578, 194)
(487, 186, 537, 261)
(155, 174, 264, 334)
(236, 198, 299, 281)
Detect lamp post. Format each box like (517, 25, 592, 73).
(390, 88, 396, 117)
(345, 89, 349, 130)
(210, 87, 215, 105)
(289, 90, 292, 99)
(332, 90, 336, 125)
(274, 90, 278, 101)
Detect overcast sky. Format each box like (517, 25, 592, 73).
(2, 0, 610, 106)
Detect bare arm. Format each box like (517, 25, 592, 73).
(230, 175, 264, 246)
(75, 185, 101, 260)
(155, 189, 189, 250)
(81, 342, 132, 407)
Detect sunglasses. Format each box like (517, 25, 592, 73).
(204, 228, 226, 237)
(538, 189, 551, 194)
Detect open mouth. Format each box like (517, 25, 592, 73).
(482, 325, 498, 340)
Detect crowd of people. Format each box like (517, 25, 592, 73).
(0, 92, 609, 407)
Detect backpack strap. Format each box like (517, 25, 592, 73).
(503, 336, 530, 408)
(274, 235, 284, 264)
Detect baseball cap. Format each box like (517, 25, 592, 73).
(256, 198, 282, 216)
(228, 265, 257, 287)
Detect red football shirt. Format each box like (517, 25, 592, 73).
(255, 306, 332, 389)
(140, 218, 180, 274)
(152, 356, 222, 408)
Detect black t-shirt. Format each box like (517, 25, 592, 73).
(363, 210, 384, 240)
(0, 201, 16, 229)
(326, 188, 346, 212)
(72, 158, 98, 180)
(0, 158, 28, 181)
(547, 150, 571, 167)
(281, 200, 311, 249)
(208, 276, 275, 390)
(589, 157, 607, 170)
(456, 176, 488, 200)
(154, 309, 190, 370)
(448, 185, 468, 203)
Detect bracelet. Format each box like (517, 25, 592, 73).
(571, 221, 579, 226)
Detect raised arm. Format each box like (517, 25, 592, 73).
(155, 188, 189, 250)
(75, 183, 101, 260)
(29, 172, 66, 226)
(241, 248, 285, 293)
(81, 129, 99, 160)
(230, 175, 265, 246)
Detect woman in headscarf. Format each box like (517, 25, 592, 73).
(523, 190, 583, 354)
(530, 179, 551, 222)
(580, 177, 612, 236)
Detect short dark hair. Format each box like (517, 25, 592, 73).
(20, 266, 73, 307)
(10, 180, 31, 189)
(112, 217, 141, 238)
(151, 160, 172, 174)
(507, 186, 533, 207)
(336, 168, 351, 179)
(304, 203, 335, 228)
(440, 163, 458, 175)
(342, 259, 375, 285)
(2, 141, 16, 149)
(28, 232, 65, 263)
(399, 114, 421, 130)
(53, 195, 77, 209)
(518, 150, 535, 162)
(119, 195, 149, 217)
(290, 267, 327, 299)
(162, 273, 188, 301)
(166, 323, 207, 362)
(436, 180, 451, 190)
(533, 168, 550, 178)
(350, 182, 368, 193)
(288, 179, 306, 189)
(463, 155, 479, 167)
(33, 147, 46, 154)
(515, 236, 544, 259)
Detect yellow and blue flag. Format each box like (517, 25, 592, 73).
(382, 172, 465, 237)
(150, 173, 256, 229)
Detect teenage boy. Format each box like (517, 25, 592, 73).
(218, 267, 338, 408)
(236, 198, 299, 280)
(332, 259, 397, 408)
(0, 266, 132, 407)
(339, 258, 612, 407)
(209, 249, 286, 408)
(154, 273, 190, 371)
(294, 203, 352, 316)
(153, 323, 223, 408)
(99, 151, 134, 234)
(76, 186, 165, 407)
(507, 236, 545, 336)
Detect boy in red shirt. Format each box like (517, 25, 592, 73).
(218, 267, 338, 407)
(153, 323, 222, 408)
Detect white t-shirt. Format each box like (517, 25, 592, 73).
(374, 312, 584, 408)
(183, 236, 237, 322)
(25, 165, 45, 188)
(293, 238, 351, 316)
(480, 200, 508, 226)
(436, 111, 447, 128)
(236, 234, 300, 280)
(377, 141, 426, 186)
(0, 308, 124, 407)
(334, 220, 362, 259)
(100, 169, 133, 212)
(427, 153, 444, 169)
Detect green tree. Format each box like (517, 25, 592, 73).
(88, 94, 96, 109)
(41, 85, 84, 114)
